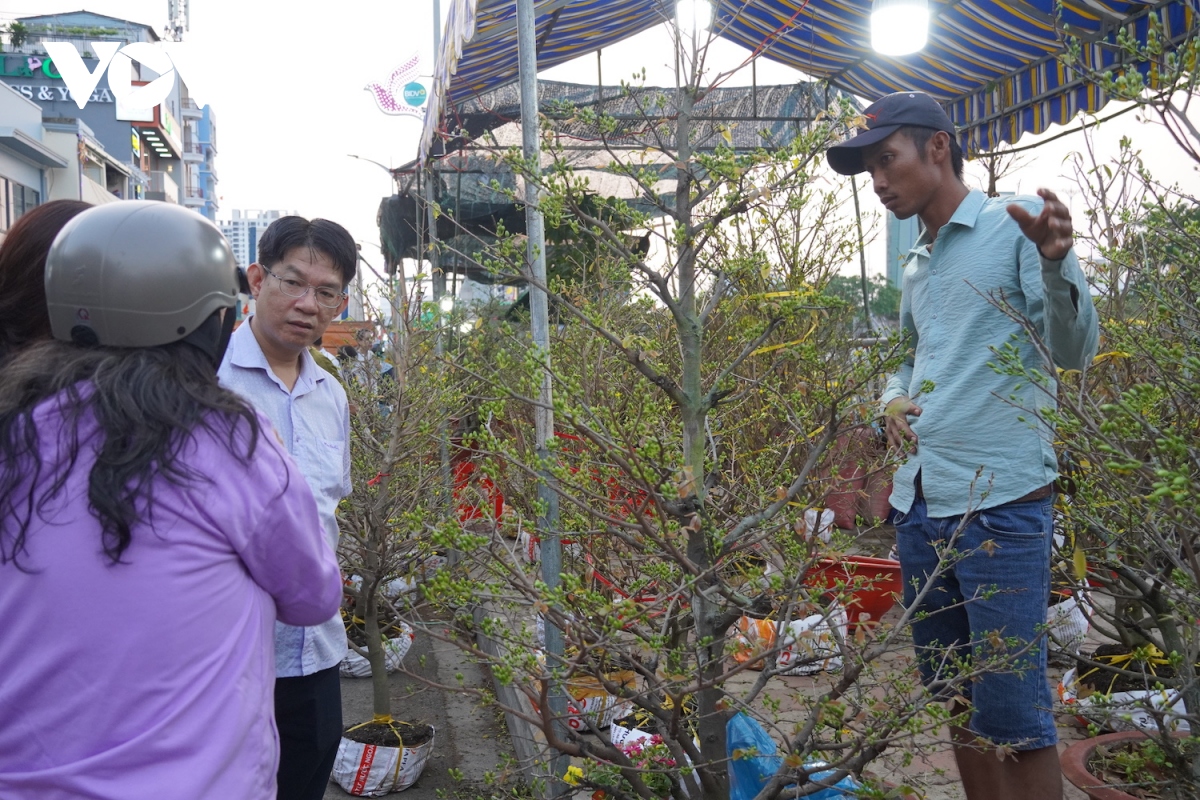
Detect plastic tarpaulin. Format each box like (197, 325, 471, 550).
(716, 0, 1199, 153)
(420, 0, 1199, 160)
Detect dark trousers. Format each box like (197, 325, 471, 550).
(275, 665, 343, 800)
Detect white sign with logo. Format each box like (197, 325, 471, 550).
(43, 41, 182, 113)
(365, 54, 427, 119)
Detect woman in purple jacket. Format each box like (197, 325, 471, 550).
(0, 202, 343, 799)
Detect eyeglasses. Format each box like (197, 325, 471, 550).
(262, 266, 346, 309)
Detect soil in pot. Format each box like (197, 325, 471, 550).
(342, 720, 434, 748)
(1086, 734, 1200, 799)
(1078, 644, 1178, 695)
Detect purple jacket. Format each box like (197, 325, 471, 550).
(0, 398, 342, 799)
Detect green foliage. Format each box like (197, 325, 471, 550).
(338, 320, 468, 719)
(1060, 9, 1200, 164)
(424, 75, 990, 800)
(25, 23, 119, 38)
(1089, 735, 1200, 800)
(1019, 137, 1200, 783)
(822, 274, 901, 322)
(5, 21, 28, 48)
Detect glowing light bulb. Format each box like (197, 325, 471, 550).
(676, 0, 712, 37)
(870, 0, 930, 57)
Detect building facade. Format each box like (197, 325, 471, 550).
(2, 10, 217, 214)
(42, 117, 129, 205)
(184, 104, 219, 220)
(219, 210, 298, 268)
(0, 83, 67, 241)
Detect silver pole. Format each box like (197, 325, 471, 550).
(429, 0, 444, 303)
(433, 0, 441, 54)
(427, 1, 453, 525)
(516, 0, 566, 790)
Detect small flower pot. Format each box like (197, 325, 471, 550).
(331, 720, 435, 796)
(1060, 729, 1190, 800)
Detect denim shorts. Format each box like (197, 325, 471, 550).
(895, 495, 1058, 751)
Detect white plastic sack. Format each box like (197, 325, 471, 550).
(517, 529, 538, 564)
(732, 605, 846, 676)
(800, 508, 836, 544)
(534, 612, 578, 648)
(1059, 666, 1190, 733)
(331, 727, 435, 796)
(1046, 594, 1089, 654)
(419, 553, 448, 580)
(531, 648, 632, 730)
(340, 622, 415, 678)
(776, 605, 847, 676)
(566, 693, 633, 732)
(609, 720, 654, 749)
(345, 574, 420, 599)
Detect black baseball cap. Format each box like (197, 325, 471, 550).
(827, 91, 957, 175)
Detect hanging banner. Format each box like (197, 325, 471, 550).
(365, 54, 426, 118)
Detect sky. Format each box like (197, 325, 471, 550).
(3, 0, 1199, 281)
(0, 0, 444, 272)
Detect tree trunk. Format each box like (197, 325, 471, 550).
(674, 85, 730, 800)
(363, 588, 392, 720)
(359, 525, 392, 721)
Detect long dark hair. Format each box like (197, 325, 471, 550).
(0, 338, 266, 569)
(0, 200, 92, 359)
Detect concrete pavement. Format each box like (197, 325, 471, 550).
(324, 620, 519, 799)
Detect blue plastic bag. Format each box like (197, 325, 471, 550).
(727, 713, 860, 800)
(803, 763, 861, 799)
(727, 712, 783, 799)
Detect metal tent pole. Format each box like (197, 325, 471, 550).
(516, 0, 567, 791)
(429, 0, 453, 534)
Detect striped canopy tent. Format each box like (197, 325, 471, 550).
(420, 0, 674, 161)
(420, 0, 1200, 161)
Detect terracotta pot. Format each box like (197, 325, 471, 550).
(804, 555, 901, 630)
(818, 429, 879, 530)
(860, 467, 894, 525)
(1060, 729, 1188, 800)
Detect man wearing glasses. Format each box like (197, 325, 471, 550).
(217, 216, 357, 800)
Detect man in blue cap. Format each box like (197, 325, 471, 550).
(828, 92, 1098, 800)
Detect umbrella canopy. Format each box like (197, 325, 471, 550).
(420, 0, 1199, 160)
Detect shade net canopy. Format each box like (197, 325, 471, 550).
(380, 150, 654, 284)
(387, 78, 847, 271)
(434, 77, 843, 154)
(420, 0, 1200, 160)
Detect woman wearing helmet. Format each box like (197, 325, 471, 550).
(0, 202, 342, 799)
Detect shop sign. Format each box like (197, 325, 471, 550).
(43, 41, 179, 112)
(366, 54, 426, 119)
(5, 83, 113, 103)
(0, 54, 62, 79)
(403, 82, 427, 107)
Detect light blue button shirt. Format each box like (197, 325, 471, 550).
(218, 319, 351, 676)
(881, 190, 1099, 517)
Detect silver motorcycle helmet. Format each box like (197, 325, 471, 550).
(44, 201, 245, 364)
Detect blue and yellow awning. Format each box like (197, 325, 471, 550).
(420, 0, 1200, 161)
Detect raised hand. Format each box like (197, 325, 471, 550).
(1006, 188, 1074, 261)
